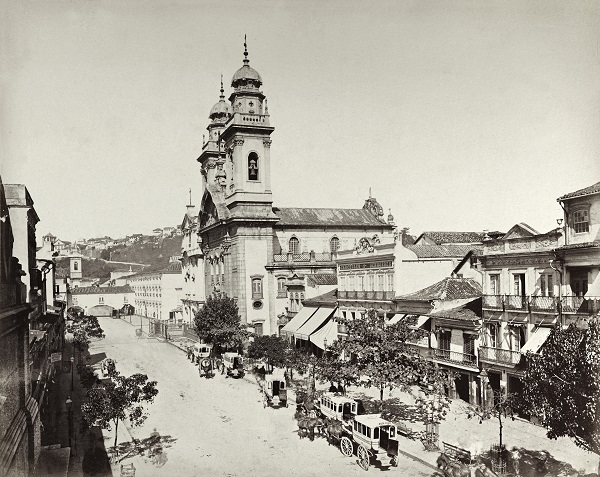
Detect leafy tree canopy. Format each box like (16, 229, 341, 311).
(331, 308, 435, 404)
(193, 293, 248, 352)
(521, 320, 600, 458)
(247, 335, 288, 369)
(82, 365, 158, 448)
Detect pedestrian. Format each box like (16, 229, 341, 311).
(511, 446, 521, 476)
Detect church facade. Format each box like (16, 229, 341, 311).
(187, 42, 395, 335)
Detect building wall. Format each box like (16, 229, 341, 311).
(71, 291, 134, 312)
(563, 194, 600, 245)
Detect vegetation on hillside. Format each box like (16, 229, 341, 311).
(56, 236, 181, 280)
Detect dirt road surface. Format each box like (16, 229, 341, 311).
(89, 317, 434, 477)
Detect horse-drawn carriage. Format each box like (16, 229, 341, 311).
(317, 392, 361, 426)
(221, 352, 244, 378)
(336, 414, 400, 471)
(193, 343, 214, 378)
(260, 374, 288, 408)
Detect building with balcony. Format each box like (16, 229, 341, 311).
(194, 43, 394, 336)
(336, 233, 482, 322)
(0, 177, 39, 477)
(394, 276, 482, 404)
(555, 180, 600, 320)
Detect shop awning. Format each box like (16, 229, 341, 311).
(585, 273, 600, 298)
(520, 327, 552, 354)
(411, 315, 431, 329)
(310, 311, 339, 350)
(281, 306, 319, 337)
(387, 314, 405, 325)
(295, 306, 335, 340)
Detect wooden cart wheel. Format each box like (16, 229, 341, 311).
(357, 445, 370, 471)
(340, 436, 353, 457)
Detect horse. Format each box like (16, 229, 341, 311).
(323, 418, 344, 446)
(295, 415, 325, 441)
(436, 453, 470, 477)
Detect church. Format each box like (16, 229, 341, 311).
(182, 41, 396, 336)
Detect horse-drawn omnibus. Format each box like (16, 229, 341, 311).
(221, 352, 244, 378)
(260, 374, 288, 408)
(338, 414, 400, 471)
(317, 392, 361, 425)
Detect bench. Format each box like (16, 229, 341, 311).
(442, 441, 473, 464)
(396, 422, 412, 438)
(120, 463, 136, 477)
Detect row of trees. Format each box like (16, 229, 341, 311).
(193, 293, 600, 471)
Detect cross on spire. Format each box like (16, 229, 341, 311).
(243, 34, 249, 65)
(219, 73, 224, 99)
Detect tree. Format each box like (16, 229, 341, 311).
(82, 365, 158, 449)
(520, 320, 600, 473)
(67, 314, 105, 364)
(332, 308, 435, 408)
(193, 293, 248, 353)
(467, 386, 515, 450)
(247, 335, 288, 372)
(313, 349, 360, 395)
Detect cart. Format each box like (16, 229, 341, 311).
(222, 352, 244, 378)
(261, 374, 288, 408)
(338, 414, 400, 471)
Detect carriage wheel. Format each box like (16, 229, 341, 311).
(340, 437, 353, 457)
(357, 445, 370, 471)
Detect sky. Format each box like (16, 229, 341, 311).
(1, 0, 599, 242)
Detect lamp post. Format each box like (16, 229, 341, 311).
(479, 368, 489, 409)
(70, 356, 75, 391)
(65, 397, 72, 448)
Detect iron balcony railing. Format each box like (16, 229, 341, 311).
(483, 294, 599, 315)
(338, 290, 395, 301)
(273, 251, 333, 263)
(483, 295, 503, 310)
(478, 346, 522, 366)
(434, 349, 478, 367)
(529, 296, 558, 312)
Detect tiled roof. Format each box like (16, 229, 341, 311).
(557, 240, 600, 250)
(429, 299, 482, 321)
(71, 285, 133, 295)
(395, 277, 482, 301)
(165, 261, 182, 272)
(415, 231, 486, 245)
(302, 289, 338, 307)
(273, 207, 389, 227)
(306, 274, 337, 286)
(407, 244, 481, 258)
(558, 181, 600, 201)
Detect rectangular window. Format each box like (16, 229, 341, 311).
(357, 275, 364, 291)
(254, 322, 263, 336)
(540, 274, 554, 297)
(348, 275, 355, 291)
(489, 274, 500, 295)
(487, 323, 498, 348)
(463, 335, 475, 356)
(277, 278, 287, 298)
(378, 274, 384, 291)
(368, 274, 374, 291)
(252, 278, 263, 299)
(99, 296, 104, 304)
(573, 209, 589, 233)
(513, 273, 525, 296)
(387, 273, 394, 292)
(438, 330, 451, 352)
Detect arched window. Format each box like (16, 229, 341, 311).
(330, 236, 340, 254)
(252, 277, 263, 299)
(248, 152, 259, 181)
(289, 237, 300, 254)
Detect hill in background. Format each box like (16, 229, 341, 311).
(56, 236, 182, 280)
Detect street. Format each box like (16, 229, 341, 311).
(89, 317, 434, 477)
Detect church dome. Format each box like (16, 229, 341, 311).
(209, 78, 231, 121)
(231, 38, 262, 88)
(231, 64, 262, 86)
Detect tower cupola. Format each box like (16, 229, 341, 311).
(231, 36, 262, 91)
(209, 75, 231, 125)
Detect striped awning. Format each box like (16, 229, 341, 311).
(294, 307, 335, 340)
(520, 327, 552, 354)
(309, 310, 339, 350)
(281, 306, 318, 337)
